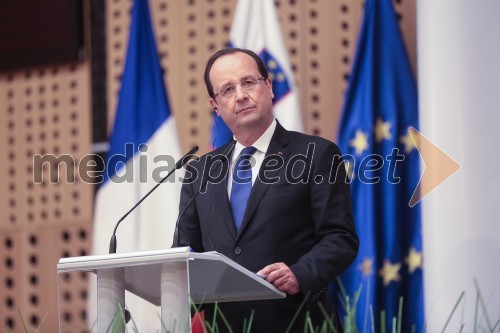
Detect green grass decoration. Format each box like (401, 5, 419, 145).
(380, 309, 386, 333)
(215, 303, 233, 333)
(6, 279, 500, 333)
(474, 278, 493, 332)
(285, 292, 310, 333)
(18, 309, 29, 333)
(370, 305, 375, 333)
(441, 290, 465, 332)
(244, 310, 254, 333)
(397, 297, 403, 333)
(317, 301, 338, 332)
(362, 278, 372, 333)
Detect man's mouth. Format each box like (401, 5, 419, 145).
(236, 106, 255, 114)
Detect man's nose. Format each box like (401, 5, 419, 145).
(234, 84, 249, 101)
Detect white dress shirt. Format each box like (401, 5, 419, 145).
(227, 119, 277, 196)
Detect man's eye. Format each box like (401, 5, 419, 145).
(223, 86, 235, 94)
(241, 80, 255, 87)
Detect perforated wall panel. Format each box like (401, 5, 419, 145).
(0, 63, 93, 331)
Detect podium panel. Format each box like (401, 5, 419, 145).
(57, 247, 285, 332)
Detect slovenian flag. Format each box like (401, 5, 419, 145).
(211, 0, 303, 148)
(89, 0, 182, 330)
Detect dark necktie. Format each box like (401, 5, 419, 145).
(230, 146, 257, 232)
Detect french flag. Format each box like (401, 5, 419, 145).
(212, 0, 304, 148)
(89, 0, 182, 330)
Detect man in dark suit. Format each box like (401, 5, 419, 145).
(177, 48, 359, 332)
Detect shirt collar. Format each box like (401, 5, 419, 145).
(233, 119, 277, 156)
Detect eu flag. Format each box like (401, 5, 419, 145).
(331, 0, 424, 332)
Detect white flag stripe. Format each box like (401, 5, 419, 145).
(92, 118, 182, 255)
(230, 0, 303, 133)
(90, 118, 182, 330)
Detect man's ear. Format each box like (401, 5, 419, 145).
(210, 98, 219, 116)
(266, 78, 274, 99)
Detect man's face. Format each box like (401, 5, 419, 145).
(209, 52, 274, 135)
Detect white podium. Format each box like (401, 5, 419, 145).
(57, 247, 285, 332)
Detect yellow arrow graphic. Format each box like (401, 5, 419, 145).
(408, 127, 461, 207)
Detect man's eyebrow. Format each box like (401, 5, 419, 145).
(219, 80, 234, 88)
(218, 75, 258, 89)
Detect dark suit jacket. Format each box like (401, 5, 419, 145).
(177, 123, 359, 332)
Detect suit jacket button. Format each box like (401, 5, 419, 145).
(233, 247, 242, 255)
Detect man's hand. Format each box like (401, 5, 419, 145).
(257, 262, 300, 295)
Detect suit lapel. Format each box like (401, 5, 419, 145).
(236, 123, 290, 240)
(210, 162, 238, 240)
(201, 144, 238, 241)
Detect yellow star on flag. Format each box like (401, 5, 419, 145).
(375, 117, 392, 143)
(276, 72, 285, 82)
(379, 260, 401, 286)
(359, 258, 374, 277)
(349, 130, 369, 156)
(267, 60, 277, 69)
(405, 247, 423, 273)
(400, 130, 417, 153)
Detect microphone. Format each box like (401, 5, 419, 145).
(173, 140, 236, 248)
(109, 146, 199, 254)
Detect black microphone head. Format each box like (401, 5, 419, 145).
(185, 145, 199, 158)
(175, 146, 199, 169)
(109, 234, 117, 254)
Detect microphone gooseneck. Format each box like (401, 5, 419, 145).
(174, 140, 236, 248)
(108, 146, 199, 254)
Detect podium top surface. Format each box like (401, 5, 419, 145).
(57, 246, 193, 271)
(57, 247, 285, 305)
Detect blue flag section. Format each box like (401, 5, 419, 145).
(211, 112, 233, 148)
(103, 0, 171, 184)
(331, 0, 424, 332)
(258, 49, 292, 103)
